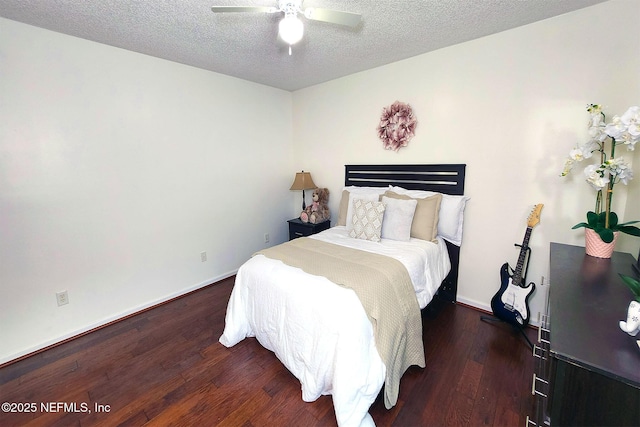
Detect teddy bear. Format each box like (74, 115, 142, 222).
(300, 188, 330, 224)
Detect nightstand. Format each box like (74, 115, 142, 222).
(287, 218, 330, 240)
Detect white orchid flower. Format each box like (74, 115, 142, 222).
(569, 147, 584, 161)
(583, 141, 599, 157)
(561, 158, 574, 177)
(620, 106, 640, 129)
(617, 167, 633, 185)
(607, 158, 633, 184)
(587, 104, 603, 115)
(605, 115, 627, 140)
(583, 164, 609, 190)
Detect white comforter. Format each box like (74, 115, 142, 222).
(219, 226, 451, 427)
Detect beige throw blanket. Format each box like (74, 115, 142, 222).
(255, 237, 425, 409)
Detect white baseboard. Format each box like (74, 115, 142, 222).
(455, 295, 541, 328)
(1, 270, 238, 366)
(456, 295, 490, 313)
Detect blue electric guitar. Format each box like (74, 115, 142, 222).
(490, 204, 543, 328)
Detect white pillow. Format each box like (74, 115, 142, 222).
(349, 199, 386, 242)
(439, 195, 469, 245)
(346, 192, 380, 232)
(380, 196, 417, 241)
(390, 186, 469, 246)
(343, 186, 389, 195)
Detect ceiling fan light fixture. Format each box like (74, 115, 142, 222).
(279, 14, 304, 45)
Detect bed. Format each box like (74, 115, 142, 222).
(220, 164, 467, 427)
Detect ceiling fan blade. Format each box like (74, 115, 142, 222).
(303, 7, 361, 27)
(211, 6, 278, 14)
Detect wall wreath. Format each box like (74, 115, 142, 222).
(377, 101, 417, 152)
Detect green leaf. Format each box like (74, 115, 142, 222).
(596, 211, 608, 227)
(608, 211, 619, 227)
(619, 274, 640, 301)
(572, 222, 589, 230)
(586, 211, 599, 227)
(618, 225, 640, 237)
(598, 227, 615, 243)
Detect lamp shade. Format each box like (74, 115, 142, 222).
(279, 14, 304, 45)
(289, 171, 316, 191)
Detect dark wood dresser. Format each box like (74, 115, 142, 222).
(531, 242, 640, 426)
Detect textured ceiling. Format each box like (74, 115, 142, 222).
(0, 0, 607, 91)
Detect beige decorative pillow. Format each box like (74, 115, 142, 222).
(383, 191, 442, 241)
(337, 190, 350, 226)
(349, 199, 386, 242)
(338, 187, 389, 227)
(346, 193, 380, 231)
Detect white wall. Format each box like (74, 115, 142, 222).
(292, 0, 640, 323)
(0, 18, 294, 364)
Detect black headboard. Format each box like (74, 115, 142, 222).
(345, 164, 467, 303)
(345, 164, 465, 195)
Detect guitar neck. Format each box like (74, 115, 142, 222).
(512, 226, 533, 286)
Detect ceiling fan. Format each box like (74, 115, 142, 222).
(211, 0, 361, 52)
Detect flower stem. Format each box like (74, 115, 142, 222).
(606, 186, 612, 229)
(605, 135, 618, 229)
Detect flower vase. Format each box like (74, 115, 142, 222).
(584, 228, 619, 259)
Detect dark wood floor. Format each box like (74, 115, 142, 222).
(0, 276, 536, 426)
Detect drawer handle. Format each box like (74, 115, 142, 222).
(537, 327, 550, 344)
(526, 415, 537, 426)
(294, 232, 304, 236)
(532, 374, 548, 398)
(532, 345, 547, 360)
(539, 313, 550, 327)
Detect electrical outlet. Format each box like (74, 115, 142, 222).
(56, 291, 69, 306)
(264, 233, 270, 243)
(200, 251, 207, 262)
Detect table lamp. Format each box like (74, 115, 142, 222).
(289, 170, 316, 210)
